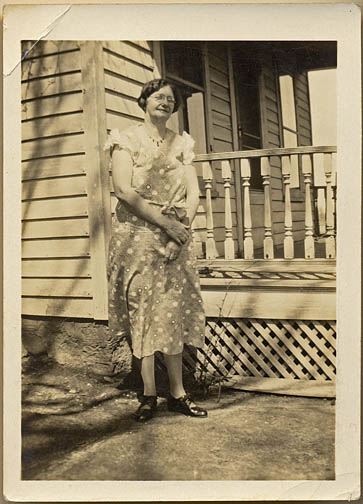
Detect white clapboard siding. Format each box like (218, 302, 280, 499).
(21, 72, 83, 101)
(22, 40, 79, 58)
(103, 41, 154, 69)
(213, 124, 233, 144)
(212, 110, 233, 129)
(22, 196, 88, 220)
(210, 81, 230, 101)
(105, 92, 144, 120)
(22, 237, 90, 258)
(22, 134, 85, 160)
(211, 96, 231, 117)
(22, 297, 93, 318)
(295, 73, 312, 146)
(106, 113, 142, 133)
(22, 278, 93, 297)
(21, 50, 81, 80)
(131, 41, 153, 51)
(104, 72, 143, 99)
(22, 175, 87, 200)
(21, 41, 105, 319)
(22, 155, 86, 180)
(103, 50, 154, 85)
(22, 257, 91, 277)
(22, 218, 89, 239)
(22, 112, 84, 141)
(22, 93, 83, 121)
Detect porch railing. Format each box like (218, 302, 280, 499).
(193, 146, 337, 260)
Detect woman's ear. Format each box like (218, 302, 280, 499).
(138, 96, 147, 111)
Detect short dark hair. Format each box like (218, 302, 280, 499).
(137, 78, 181, 113)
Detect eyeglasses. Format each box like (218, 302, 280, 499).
(150, 94, 176, 104)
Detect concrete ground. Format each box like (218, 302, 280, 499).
(22, 356, 335, 481)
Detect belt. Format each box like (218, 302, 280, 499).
(115, 200, 187, 228)
(147, 200, 187, 221)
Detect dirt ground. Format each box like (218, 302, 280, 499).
(22, 355, 335, 481)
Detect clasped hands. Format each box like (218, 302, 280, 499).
(164, 219, 190, 263)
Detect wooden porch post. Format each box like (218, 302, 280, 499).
(80, 41, 110, 320)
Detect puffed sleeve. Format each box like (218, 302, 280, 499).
(182, 131, 196, 165)
(103, 128, 135, 160)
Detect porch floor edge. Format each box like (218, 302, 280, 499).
(223, 376, 336, 398)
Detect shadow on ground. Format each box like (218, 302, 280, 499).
(22, 355, 335, 481)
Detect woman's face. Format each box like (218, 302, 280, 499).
(146, 86, 175, 122)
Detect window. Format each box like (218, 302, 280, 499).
(163, 41, 204, 89)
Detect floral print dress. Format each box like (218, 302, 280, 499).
(106, 124, 205, 360)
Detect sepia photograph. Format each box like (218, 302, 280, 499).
(3, 3, 361, 501)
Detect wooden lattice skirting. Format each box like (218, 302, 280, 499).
(183, 318, 336, 382)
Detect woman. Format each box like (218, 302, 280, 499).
(106, 78, 207, 422)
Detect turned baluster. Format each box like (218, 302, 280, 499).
(261, 157, 274, 259)
(221, 160, 235, 259)
(324, 153, 336, 259)
(282, 156, 294, 259)
(302, 154, 315, 259)
(332, 153, 337, 233)
(313, 153, 326, 236)
(240, 158, 254, 259)
(202, 161, 218, 259)
(190, 219, 198, 256)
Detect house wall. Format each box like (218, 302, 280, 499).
(21, 40, 316, 323)
(21, 41, 94, 318)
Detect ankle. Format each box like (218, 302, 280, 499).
(170, 390, 186, 400)
(143, 390, 156, 397)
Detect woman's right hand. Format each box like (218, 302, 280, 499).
(162, 218, 190, 245)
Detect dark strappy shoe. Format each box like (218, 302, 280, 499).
(133, 395, 157, 423)
(167, 393, 208, 418)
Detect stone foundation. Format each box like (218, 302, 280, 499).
(22, 316, 133, 377)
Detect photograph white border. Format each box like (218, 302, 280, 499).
(3, 3, 361, 501)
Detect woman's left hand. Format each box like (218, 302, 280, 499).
(165, 241, 181, 262)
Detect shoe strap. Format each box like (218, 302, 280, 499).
(141, 395, 157, 407)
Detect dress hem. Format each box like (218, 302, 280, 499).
(133, 343, 204, 360)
